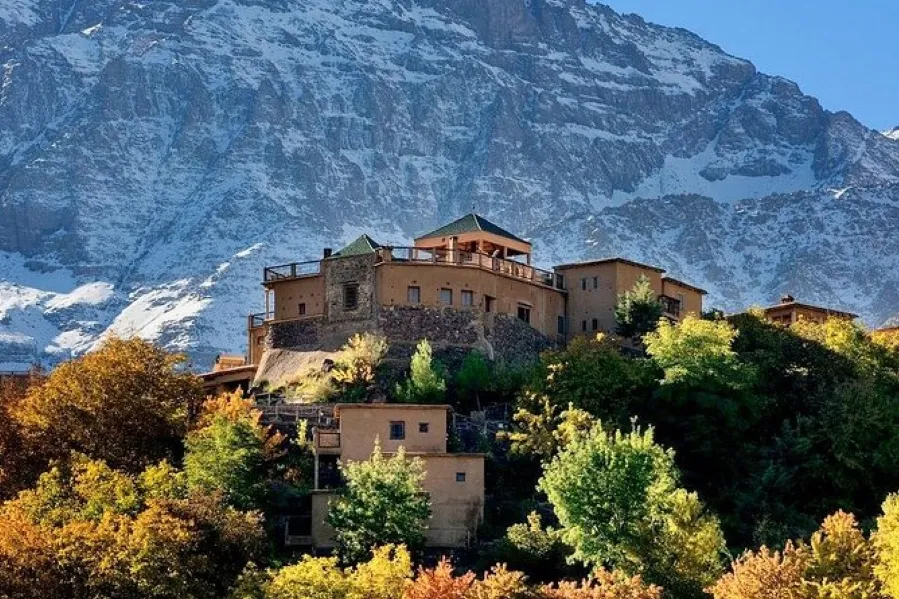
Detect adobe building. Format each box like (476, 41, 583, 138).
(282, 403, 485, 550)
(760, 294, 858, 326)
(247, 214, 706, 386)
(555, 257, 706, 338)
(197, 354, 257, 396)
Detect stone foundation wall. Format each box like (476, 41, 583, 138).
(263, 304, 555, 378)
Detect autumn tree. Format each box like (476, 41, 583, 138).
(332, 332, 389, 401)
(539, 423, 724, 597)
(327, 444, 431, 563)
(10, 337, 203, 474)
(615, 276, 664, 341)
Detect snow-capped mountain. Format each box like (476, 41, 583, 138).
(884, 127, 899, 141)
(1, 0, 898, 370)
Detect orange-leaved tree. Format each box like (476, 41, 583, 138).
(11, 337, 203, 475)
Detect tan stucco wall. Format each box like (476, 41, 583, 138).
(248, 324, 267, 365)
(269, 275, 326, 321)
(375, 262, 566, 339)
(419, 454, 485, 547)
(661, 279, 704, 317)
(337, 405, 449, 462)
(563, 262, 665, 337)
(309, 454, 484, 549)
(311, 491, 337, 548)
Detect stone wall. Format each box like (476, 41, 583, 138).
(322, 254, 377, 323)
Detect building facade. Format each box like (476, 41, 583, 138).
(288, 404, 485, 550)
(760, 295, 858, 326)
(247, 214, 706, 382)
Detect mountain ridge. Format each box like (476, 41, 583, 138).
(1, 0, 897, 369)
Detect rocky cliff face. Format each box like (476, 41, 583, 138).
(1, 0, 897, 369)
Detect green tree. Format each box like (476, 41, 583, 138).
(538, 423, 724, 596)
(874, 493, 899, 598)
(395, 339, 446, 404)
(455, 351, 491, 411)
(644, 316, 754, 390)
(184, 397, 268, 511)
(615, 275, 664, 341)
(327, 444, 431, 564)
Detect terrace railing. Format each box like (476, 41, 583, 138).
(263, 260, 321, 282)
(387, 247, 565, 290)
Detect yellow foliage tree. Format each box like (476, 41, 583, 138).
(266, 555, 350, 599)
(403, 558, 476, 599)
(11, 337, 203, 473)
(346, 544, 413, 599)
(873, 493, 899, 599)
(538, 569, 662, 599)
(710, 543, 808, 599)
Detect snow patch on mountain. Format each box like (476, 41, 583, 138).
(884, 127, 899, 141)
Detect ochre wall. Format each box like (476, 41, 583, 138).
(309, 455, 484, 549)
(248, 324, 267, 365)
(419, 454, 485, 547)
(269, 275, 326, 321)
(563, 261, 664, 337)
(661, 279, 704, 317)
(375, 262, 565, 339)
(337, 405, 449, 462)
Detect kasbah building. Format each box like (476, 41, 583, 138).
(199, 213, 867, 552)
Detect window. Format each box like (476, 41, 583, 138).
(286, 514, 312, 538)
(581, 277, 588, 290)
(517, 304, 531, 324)
(343, 284, 359, 310)
(419, 422, 429, 433)
(582, 320, 587, 332)
(298, 302, 306, 316)
(593, 276, 599, 289)
(592, 318, 598, 331)
(407, 286, 421, 304)
(461, 290, 474, 307)
(557, 316, 566, 335)
(440, 288, 453, 305)
(485, 296, 495, 313)
(389, 421, 406, 440)
(456, 472, 466, 483)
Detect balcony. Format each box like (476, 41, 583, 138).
(263, 260, 322, 283)
(660, 296, 682, 319)
(386, 247, 565, 290)
(248, 312, 273, 329)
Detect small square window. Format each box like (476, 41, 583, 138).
(592, 318, 599, 331)
(407, 286, 421, 304)
(343, 284, 359, 310)
(419, 422, 429, 433)
(456, 472, 466, 483)
(461, 290, 474, 307)
(298, 302, 306, 316)
(440, 288, 453, 305)
(593, 276, 598, 289)
(389, 421, 406, 440)
(517, 305, 531, 324)
(581, 278, 587, 291)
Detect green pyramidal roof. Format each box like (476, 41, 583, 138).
(415, 213, 529, 244)
(334, 234, 382, 257)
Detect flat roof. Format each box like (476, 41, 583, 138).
(662, 275, 708, 295)
(763, 301, 858, 319)
(197, 364, 258, 380)
(553, 257, 665, 273)
(335, 403, 450, 412)
(875, 326, 899, 334)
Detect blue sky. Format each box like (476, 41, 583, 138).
(600, 1, 898, 132)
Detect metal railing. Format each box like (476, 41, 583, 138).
(387, 247, 565, 290)
(263, 260, 322, 282)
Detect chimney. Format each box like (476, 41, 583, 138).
(780, 294, 795, 304)
(323, 248, 333, 258)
